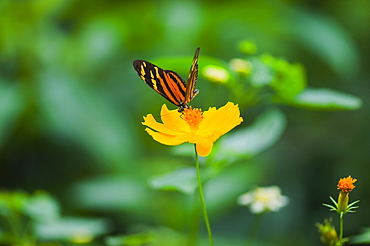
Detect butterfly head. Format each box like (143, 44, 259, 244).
(178, 102, 188, 113)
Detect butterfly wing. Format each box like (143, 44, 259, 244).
(133, 47, 200, 110)
(184, 47, 200, 105)
(133, 60, 187, 107)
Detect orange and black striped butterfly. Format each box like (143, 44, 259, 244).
(133, 47, 200, 112)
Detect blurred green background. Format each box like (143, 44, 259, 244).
(0, 0, 369, 245)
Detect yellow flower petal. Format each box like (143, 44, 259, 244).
(142, 114, 181, 136)
(199, 102, 243, 138)
(160, 104, 190, 133)
(145, 128, 187, 146)
(196, 139, 213, 157)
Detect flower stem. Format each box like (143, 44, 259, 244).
(339, 213, 344, 245)
(194, 144, 213, 246)
(246, 213, 264, 246)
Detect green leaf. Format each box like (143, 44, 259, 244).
(249, 57, 274, 88)
(276, 87, 362, 110)
(105, 232, 154, 246)
(351, 227, 370, 244)
(23, 191, 61, 223)
(106, 227, 186, 246)
(34, 217, 109, 242)
(149, 167, 197, 195)
(260, 54, 306, 98)
(216, 107, 287, 161)
(282, 6, 360, 78)
(71, 175, 149, 212)
(0, 190, 29, 216)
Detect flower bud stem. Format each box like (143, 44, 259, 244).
(247, 213, 264, 246)
(339, 214, 344, 244)
(194, 144, 213, 246)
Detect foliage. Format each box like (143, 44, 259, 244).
(0, 190, 108, 245)
(0, 0, 368, 245)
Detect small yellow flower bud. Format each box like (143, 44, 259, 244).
(238, 40, 257, 55)
(316, 219, 339, 246)
(337, 191, 349, 213)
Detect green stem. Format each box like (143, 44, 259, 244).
(246, 213, 264, 246)
(339, 214, 344, 245)
(194, 144, 214, 246)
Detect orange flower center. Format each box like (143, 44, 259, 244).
(337, 175, 357, 193)
(183, 107, 203, 131)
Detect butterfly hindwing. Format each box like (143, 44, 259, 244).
(133, 47, 200, 111)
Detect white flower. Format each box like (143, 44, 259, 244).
(237, 186, 289, 214)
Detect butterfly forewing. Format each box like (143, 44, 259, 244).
(185, 47, 200, 105)
(133, 60, 187, 106)
(133, 47, 200, 111)
(162, 70, 186, 104)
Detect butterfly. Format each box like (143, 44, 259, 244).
(133, 47, 200, 112)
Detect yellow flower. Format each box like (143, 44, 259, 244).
(202, 65, 230, 83)
(229, 58, 252, 75)
(142, 102, 243, 157)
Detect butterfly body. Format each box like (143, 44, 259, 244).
(133, 47, 200, 112)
